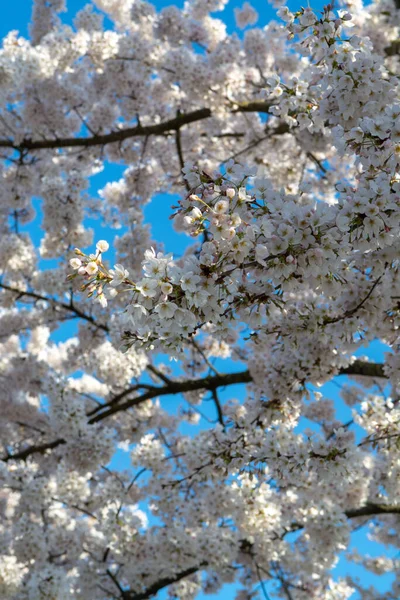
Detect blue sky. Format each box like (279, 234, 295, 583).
(0, 0, 294, 39)
(1, 1, 396, 599)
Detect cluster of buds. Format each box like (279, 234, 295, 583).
(68, 241, 131, 307)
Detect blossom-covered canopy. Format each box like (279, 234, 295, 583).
(1, 0, 400, 599)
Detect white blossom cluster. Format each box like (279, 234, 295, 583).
(0, 1, 400, 599)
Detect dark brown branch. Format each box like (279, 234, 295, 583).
(231, 100, 273, 114)
(3, 438, 65, 462)
(255, 561, 272, 600)
(126, 565, 203, 600)
(88, 370, 253, 423)
(89, 360, 385, 423)
(385, 40, 400, 56)
(175, 127, 185, 173)
(275, 569, 295, 600)
(345, 503, 400, 519)
(86, 383, 158, 417)
(306, 151, 328, 178)
(0, 102, 275, 152)
(0, 282, 108, 332)
(339, 360, 385, 378)
(323, 276, 383, 326)
(146, 364, 172, 385)
(1, 360, 386, 462)
(211, 388, 225, 429)
(0, 108, 212, 151)
(175, 110, 191, 192)
(106, 570, 127, 598)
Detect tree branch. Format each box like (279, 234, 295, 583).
(0, 282, 108, 332)
(87, 370, 253, 423)
(323, 276, 383, 326)
(345, 503, 400, 519)
(1, 360, 386, 462)
(118, 501, 400, 600)
(126, 565, 202, 600)
(211, 388, 225, 429)
(339, 360, 385, 378)
(106, 570, 128, 599)
(89, 360, 385, 423)
(385, 39, 400, 56)
(0, 102, 277, 152)
(3, 438, 65, 462)
(175, 110, 191, 192)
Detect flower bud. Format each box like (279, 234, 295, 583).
(69, 258, 82, 270)
(96, 240, 110, 253)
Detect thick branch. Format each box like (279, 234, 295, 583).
(126, 565, 203, 600)
(89, 360, 385, 423)
(384, 40, 400, 56)
(3, 438, 65, 462)
(339, 360, 385, 378)
(0, 102, 277, 152)
(1, 360, 386, 462)
(0, 108, 211, 150)
(87, 370, 253, 423)
(345, 503, 400, 519)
